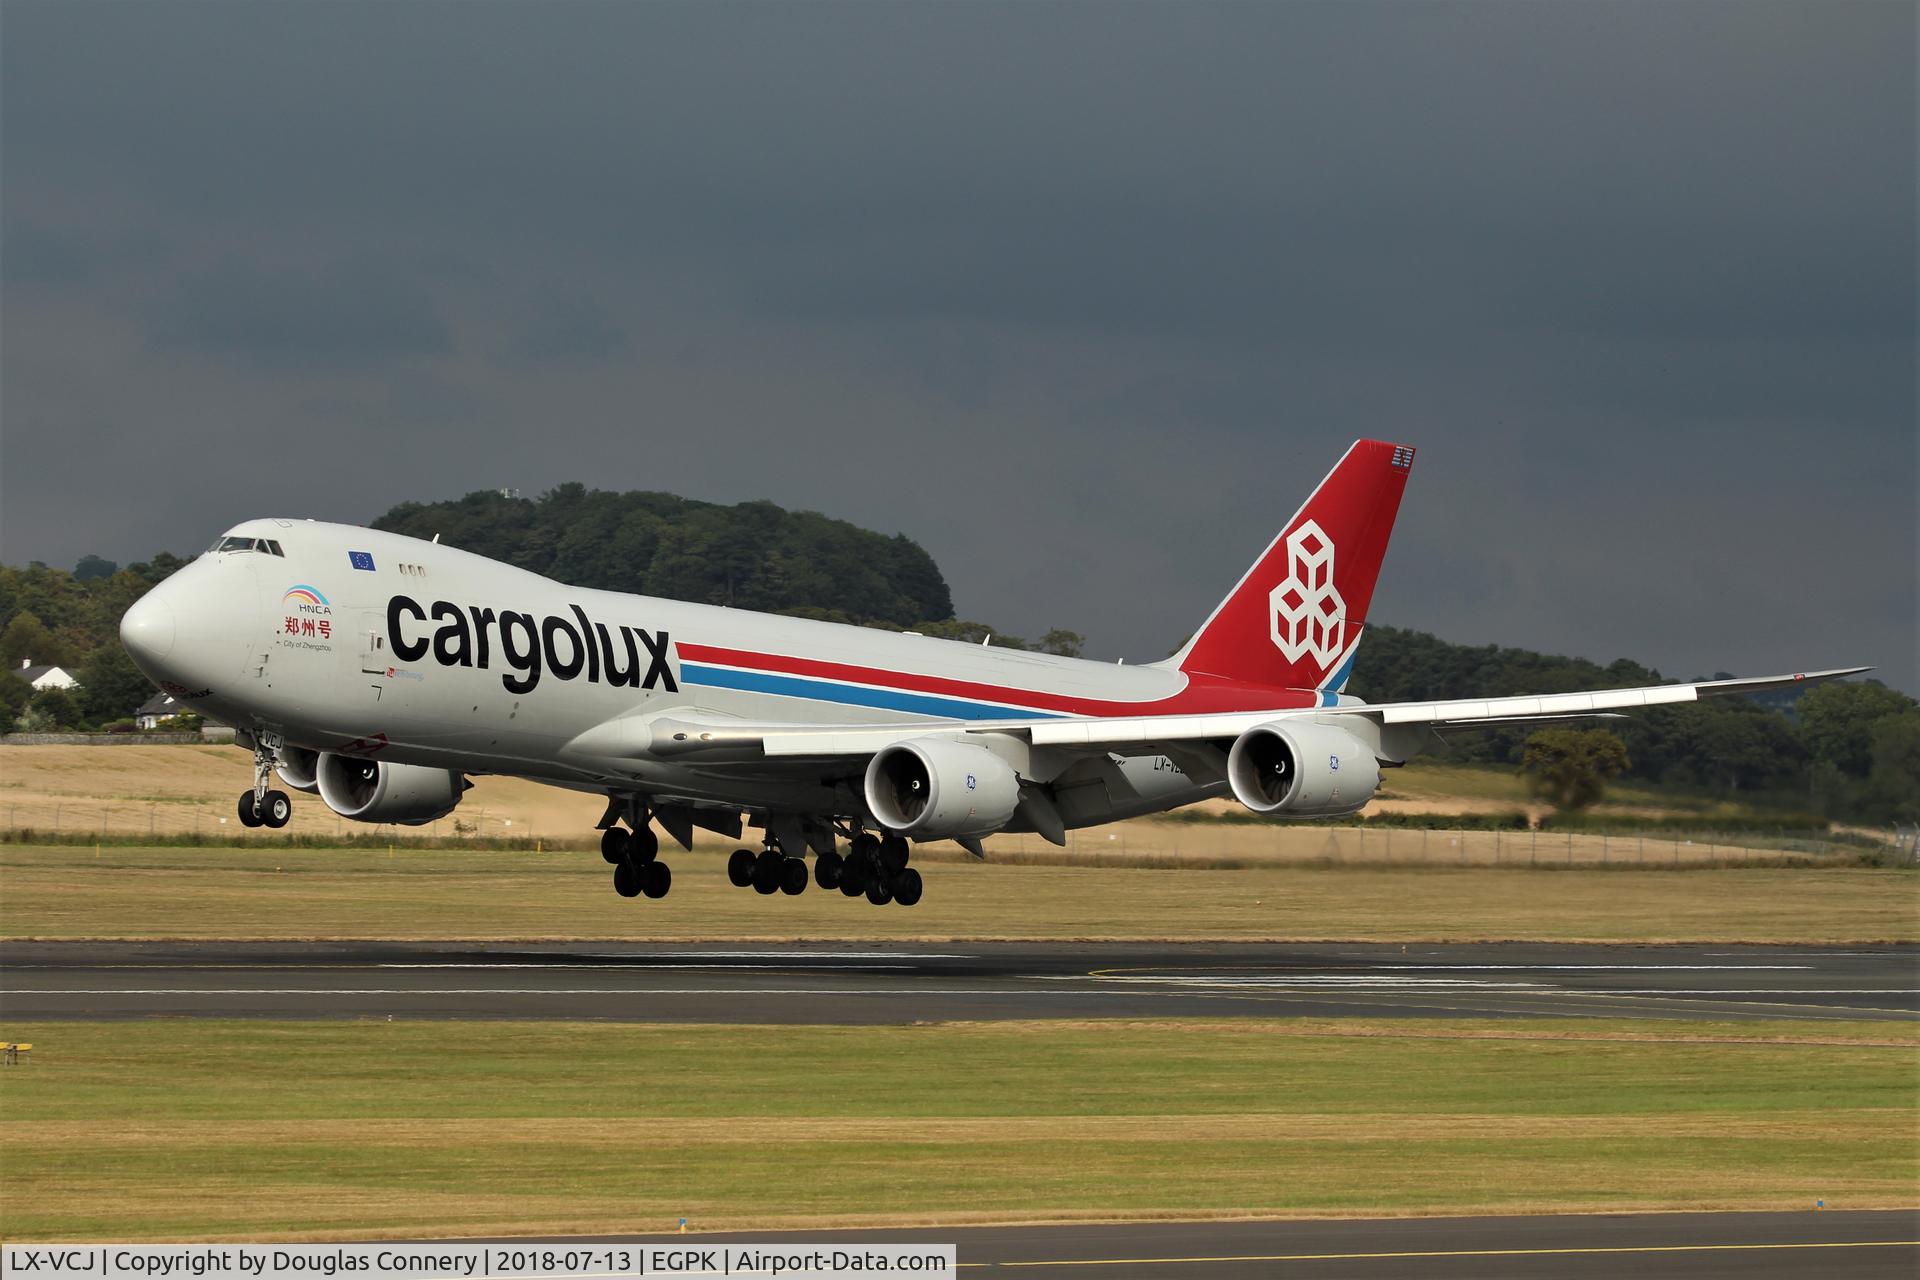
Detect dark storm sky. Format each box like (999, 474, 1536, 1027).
(3, 0, 1913, 690)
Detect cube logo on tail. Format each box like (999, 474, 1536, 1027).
(1172, 439, 1412, 691)
(1269, 519, 1346, 667)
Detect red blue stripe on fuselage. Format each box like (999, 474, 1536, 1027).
(675, 643, 1332, 720)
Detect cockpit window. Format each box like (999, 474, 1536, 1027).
(207, 536, 286, 556)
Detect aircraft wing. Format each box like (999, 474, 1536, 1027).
(631, 666, 1869, 761)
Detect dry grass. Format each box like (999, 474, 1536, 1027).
(0, 746, 1792, 849)
(1, 842, 1913, 941)
(2, 1017, 1912, 1240)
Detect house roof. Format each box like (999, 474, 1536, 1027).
(18, 664, 69, 684)
(136, 692, 180, 716)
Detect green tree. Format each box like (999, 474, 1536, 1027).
(0, 672, 30, 725)
(1865, 712, 1920, 822)
(72, 554, 119, 581)
(17, 684, 82, 730)
(1038, 629, 1085, 658)
(78, 643, 158, 724)
(0, 610, 67, 668)
(1522, 728, 1631, 810)
(1796, 681, 1917, 778)
(371, 485, 955, 628)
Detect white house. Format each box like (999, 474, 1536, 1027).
(134, 691, 186, 730)
(15, 659, 77, 691)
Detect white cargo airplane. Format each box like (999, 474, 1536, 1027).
(119, 441, 1863, 906)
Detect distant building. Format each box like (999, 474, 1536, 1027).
(134, 691, 185, 730)
(15, 659, 76, 691)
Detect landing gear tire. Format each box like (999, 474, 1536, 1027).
(727, 848, 757, 888)
(260, 790, 292, 828)
(628, 825, 659, 865)
(751, 850, 782, 895)
(850, 832, 880, 861)
(780, 857, 809, 896)
(641, 860, 672, 899)
(237, 791, 263, 828)
(878, 835, 910, 874)
(892, 867, 923, 907)
(613, 859, 642, 898)
(601, 827, 631, 864)
(814, 850, 844, 890)
(865, 876, 894, 906)
(838, 855, 868, 897)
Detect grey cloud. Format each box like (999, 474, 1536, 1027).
(503, 296, 630, 365)
(1, 0, 1912, 691)
(145, 256, 454, 369)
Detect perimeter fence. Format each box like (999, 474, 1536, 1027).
(0, 799, 1901, 869)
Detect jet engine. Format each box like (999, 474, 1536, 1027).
(864, 737, 1020, 840)
(1226, 721, 1382, 819)
(273, 746, 321, 794)
(316, 753, 467, 825)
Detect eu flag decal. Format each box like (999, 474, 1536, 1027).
(348, 550, 376, 572)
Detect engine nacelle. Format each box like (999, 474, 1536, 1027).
(273, 746, 321, 794)
(864, 737, 1020, 840)
(316, 753, 466, 825)
(1226, 721, 1382, 819)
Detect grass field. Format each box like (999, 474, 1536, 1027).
(1, 1017, 1911, 1240)
(0, 745, 1815, 845)
(3, 842, 1914, 941)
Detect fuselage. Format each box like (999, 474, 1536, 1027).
(121, 518, 1345, 827)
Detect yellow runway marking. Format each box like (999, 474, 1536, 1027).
(958, 1239, 1919, 1268)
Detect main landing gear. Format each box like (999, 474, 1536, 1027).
(723, 829, 922, 907)
(236, 744, 291, 829)
(602, 820, 671, 900)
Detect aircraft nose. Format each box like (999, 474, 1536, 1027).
(120, 590, 177, 669)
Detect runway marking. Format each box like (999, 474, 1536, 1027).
(963, 1239, 1920, 1268)
(567, 951, 973, 959)
(374, 963, 926, 971)
(0, 987, 1245, 997)
(1320, 964, 1816, 971)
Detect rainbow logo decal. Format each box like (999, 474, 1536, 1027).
(283, 585, 329, 607)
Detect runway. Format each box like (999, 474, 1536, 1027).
(503, 1211, 1920, 1278)
(3, 940, 1913, 1021)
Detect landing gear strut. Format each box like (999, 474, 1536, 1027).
(237, 743, 291, 829)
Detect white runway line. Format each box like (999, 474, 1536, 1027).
(1350, 964, 1814, 971)
(375, 963, 924, 970)
(7, 986, 1912, 997)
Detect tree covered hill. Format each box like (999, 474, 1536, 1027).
(373, 484, 953, 629)
(1, 493, 1911, 823)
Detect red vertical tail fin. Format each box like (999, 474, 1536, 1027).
(1168, 439, 1413, 693)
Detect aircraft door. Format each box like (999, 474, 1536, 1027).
(359, 610, 390, 674)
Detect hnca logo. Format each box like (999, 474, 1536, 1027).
(1268, 519, 1347, 668)
(283, 585, 332, 615)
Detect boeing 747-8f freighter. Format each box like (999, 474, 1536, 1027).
(119, 441, 1863, 905)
